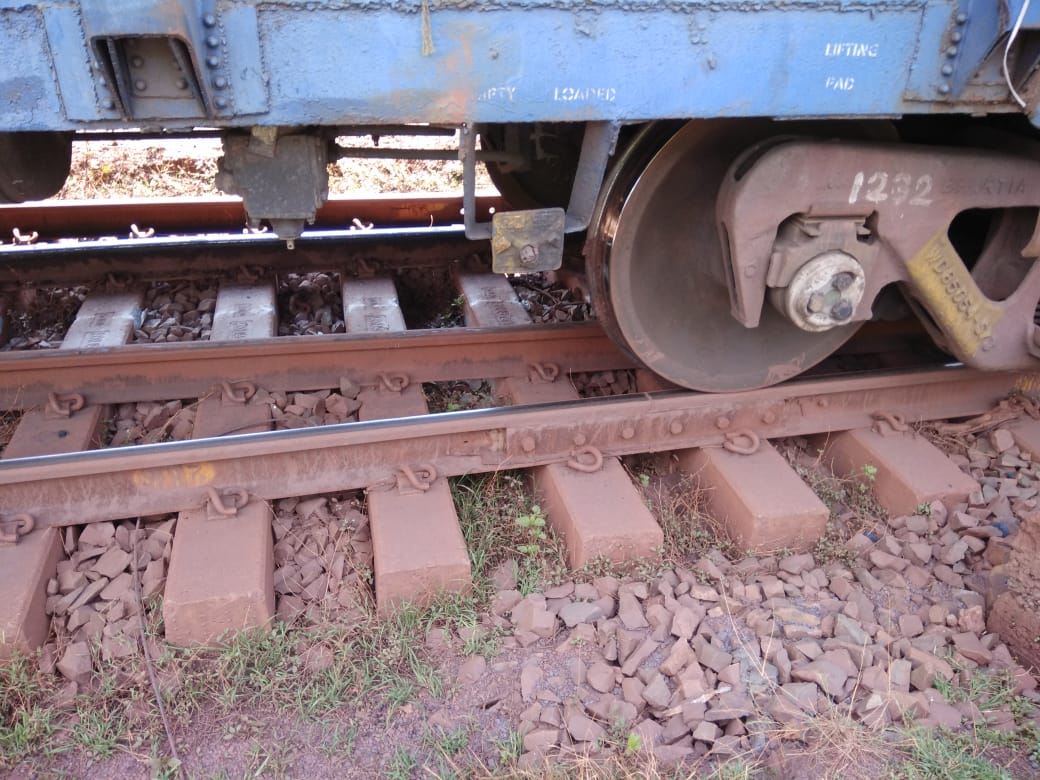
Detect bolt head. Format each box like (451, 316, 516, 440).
(206, 55, 220, 68)
(830, 300, 854, 321)
(519, 244, 537, 267)
(214, 96, 228, 109)
(203, 13, 217, 27)
(134, 79, 147, 92)
(831, 271, 855, 291)
(806, 292, 826, 314)
(214, 76, 228, 89)
(206, 35, 220, 48)
(130, 55, 144, 68)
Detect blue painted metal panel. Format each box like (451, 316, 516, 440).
(220, 4, 268, 116)
(0, 6, 64, 129)
(42, 6, 107, 122)
(1, 0, 1036, 132)
(258, 4, 927, 124)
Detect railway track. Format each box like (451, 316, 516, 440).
(4, 195, 1040, 775)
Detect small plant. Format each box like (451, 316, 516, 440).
(495, 730, 524, 766)
(424, 725, 470, 757)
(624, 732, 642, 756)
(515, 505, 547, 555)
(386, 747, 418, 780)
(244, 740, 291, 778)
(318, 722, 357, 758)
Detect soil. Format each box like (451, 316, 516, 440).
(54, 134, 494, 201)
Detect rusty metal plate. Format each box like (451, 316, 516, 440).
(491, 208, 565, 273)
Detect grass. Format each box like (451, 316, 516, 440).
(0, 473, 570, 771)
(791, 458, 888, 566)
(6, 456, 1040, 777)
(452, 472, 569, 598)
(887, 664, 1040, 779)
(424, 380, 496, 413)
(626, 459, 737, 566)
(897, 729, 1013, 780)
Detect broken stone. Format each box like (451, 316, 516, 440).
(78, 522, 115, 548)
(56, 642, 93, 684)
(458, 655, 488, 685)
(791, 660, 848, 697)
(618, 593, 649, 630)
(521, 665, 543, 701)
(91, 548, 131, 579)
(564, 705, 606, 743)
(779, 553, 815, 575)
(587, 661, 616, 693)
(558, 601, 605, 627)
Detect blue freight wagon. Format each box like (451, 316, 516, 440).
(3, 0, 1040, 390)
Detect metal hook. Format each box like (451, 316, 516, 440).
(0, 514, 35, 545)
(129, 224, 156, 239)
(221, 380, 257, 404)
(379, 373, 410, 392)
(528, 362, 560, 383)
(872, 411, 908, 436)
(47, 392, 85, 418)
(396, 463, 438, 492)
(206, 486, 249, 517)
(567, 445, 604, 473)
(723, 429, 761, 455)
(12, 228, 38, 245)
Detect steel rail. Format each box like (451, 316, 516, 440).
(0, 193, 504, 241)
(0, 322, 631, 409)
(0, 365, 1030, 527)
(0, 224, 499, 287)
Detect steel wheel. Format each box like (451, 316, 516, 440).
(586, 120, 867, 392)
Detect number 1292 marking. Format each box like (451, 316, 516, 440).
(848, 171, 933, 206)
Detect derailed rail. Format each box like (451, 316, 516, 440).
(0, 365, 1030, 526)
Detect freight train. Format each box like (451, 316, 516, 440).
(4, 1, 1040, 391)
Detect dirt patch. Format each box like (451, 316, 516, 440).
(55, 134, 495, 200)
